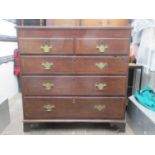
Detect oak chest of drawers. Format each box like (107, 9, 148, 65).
(17, 26, 131, 132)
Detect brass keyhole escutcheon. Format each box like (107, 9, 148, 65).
(41, 62, 54, 70)
(72, 98, 76, 104)
(94, 104, 106, 111)
(43, 104, 55, 112)
(42, 82, 54, 90)
(96, 44, 108, 53)
(95, 62, 108, 70)
(95, 83, 107, 90)
(41, 43, 52, 53)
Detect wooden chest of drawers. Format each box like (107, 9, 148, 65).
(17, 26, 131, 132)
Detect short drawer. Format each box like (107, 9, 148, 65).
(76, 38, 129, 55)
(20, 56, 73, 74)
(18, 38, 74, 54)
(20, 56, 128, 75)
(23, 97, 126, 119)
(74, 56, 128, 75)
(22, 76, 127, 96)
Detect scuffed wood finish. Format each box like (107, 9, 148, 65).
(20, 56, 128, 75)
(23, 97, 125, 119)
(19, 38, 74, 54)
(21, 76, 127, 96)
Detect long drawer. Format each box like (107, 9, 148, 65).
(18, 38, 74, 54)
(23, 97, 126, 119)
(76, 38, 129, 55)
(22, 76, 127, 96)
(17, 27, 131, 38)
(20, 56, 128, 75)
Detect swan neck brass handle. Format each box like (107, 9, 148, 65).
(96, 44, 108, 53)
(41, 44, 52, 53)
(94, 104, 106, 111)
(41, 62, 54, 70)
(43, 104, 55, 112)
(42, 83, 54, 90)
(95, 62, 108, 70)
(95, 83, 107, 90)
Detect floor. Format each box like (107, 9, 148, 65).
(1, 93, 134, 135)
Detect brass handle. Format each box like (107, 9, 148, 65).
(41, 43, 52, 53)
(95, 83, 107, 90)
(41, 62, 54, 70)
(43, 104, 55, 112)
(96, 44, 108, 53)
(42, 83, 54, 90)
(95, 62, 108, 70)
(94, 104, 106, 111)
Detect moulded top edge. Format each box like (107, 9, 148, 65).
(16, 26, 132, 30)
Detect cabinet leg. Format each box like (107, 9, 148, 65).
(117, 123, 126, 132)
(23, 123, 31, 132)
(110, 123, 126, 132)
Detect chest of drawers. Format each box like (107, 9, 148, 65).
(17, 26, 131, 132)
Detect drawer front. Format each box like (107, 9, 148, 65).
(20, 56, 73, 74)
(22, 76, 127, 96)
(23, 97, 125, 119)
(17, 28, 131, 38)
(19, 38, 74, 54)
(21, 56, 128, 75)
(74, 56, 128, 75)
(76, 38, 129, 55)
